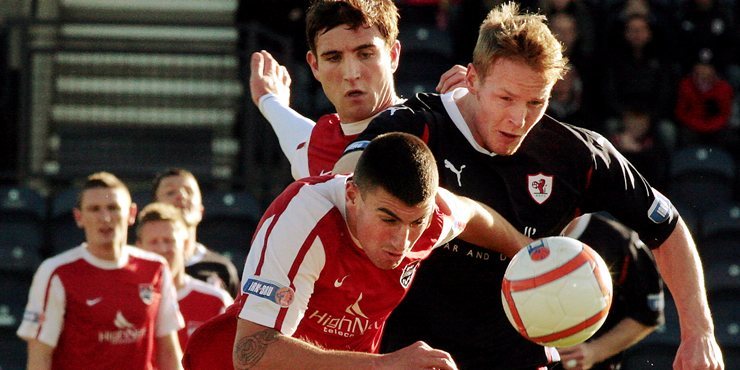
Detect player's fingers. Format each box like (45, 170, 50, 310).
(262, 51, 278, 76)
(250, 52, 265, 78)
(280, 65, 291, 86)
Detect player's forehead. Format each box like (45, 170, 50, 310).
(80, 187, 130, 208)
(157, 174, 200, 193)
(140, 220, 179, 238)
(315, 24, 387, 55)
(365, 186, 435, 221)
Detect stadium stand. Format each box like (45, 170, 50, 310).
(198, 190, 261, 274)
(0, 186, 45, 272)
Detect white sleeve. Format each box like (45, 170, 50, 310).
(239, 204, 328, 336)
(434, 188, 468, 247)
(155, 265, 185, 337)
(17, 269, 66, 348)
(259, 93, 315, 167)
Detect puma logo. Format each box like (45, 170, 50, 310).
(444, 159, 466, 187)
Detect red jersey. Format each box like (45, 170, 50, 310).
(17, 244, 183, 370)
(177, 275, 233, 349)
(292, 114, 369, 179)
(239, 175, 464, 353)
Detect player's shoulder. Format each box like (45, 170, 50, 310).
(127, 245, 168, 266)
(186, 277, 233, 304)
(316, 113, 340, 127)
(36, 245, 87, 276)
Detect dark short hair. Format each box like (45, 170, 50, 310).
(77, 171, 130, 208)
(151, 168, 198, 198)
(306, 0, 399, 54)
(353, 132, 438, 206)
(136, 202, 187, 240)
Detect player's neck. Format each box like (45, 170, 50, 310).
(86, 241, 125, 261)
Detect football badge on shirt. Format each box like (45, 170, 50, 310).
(243, 276, 295, 308)
(139, 284, 154, 305)
(528, 173, 553, 205)
(400, 260, 421, 288)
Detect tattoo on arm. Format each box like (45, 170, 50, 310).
(234, 329, 280, 369)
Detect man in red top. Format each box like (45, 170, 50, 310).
(232, 133, 527, 369)
(136, 202, 233, 349)
(249, 0, 465, 179)
(17, 172, 184, 370)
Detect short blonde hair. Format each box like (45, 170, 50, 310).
(473, 2, 568, 84)
(136, 202, 188, 240)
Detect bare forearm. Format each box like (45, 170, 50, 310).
(233, 328, 380, 370)
(651, 219, 714, 337)
(156, 333, 184, 370)
(26, 339, 53, 370)
(587, 318, 656, 362)
(457, 197, 530, 257)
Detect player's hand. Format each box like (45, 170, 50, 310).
(436, 65, 468, 94)
(249, 50, 291, 106)
(377, 341, 458, 370)
(558, 343, 597, 370)
(674, 334, 724, 369)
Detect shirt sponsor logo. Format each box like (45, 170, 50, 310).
(527, 173, 553, 205)
(139, 284, 154, 305)
(400, 261, 420, 288)
(306, 293, 382, 338)
(243, 276, 294, 308)
(98, 311, 145, 345)
(526, 240, 550, 261)
(648, 190, 673, 224)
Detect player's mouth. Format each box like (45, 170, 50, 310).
(345, 89, 364, 98)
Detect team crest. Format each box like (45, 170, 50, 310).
(400, 260, 421, 288)
(139, 284, 154, 305)
(527, 173, 553, 205)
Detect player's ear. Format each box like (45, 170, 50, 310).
(466, 63, 478, 95)
(307, 51, 319, 78)
(390, 40, 401, 73)
(346, 180, 359, 206)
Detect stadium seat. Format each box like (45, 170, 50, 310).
(198, 190, 261, 273)
(0, 274, 32, 370)
(622, 344, 676, 370)
(0, 328, 27, 370)
(48, 187, 85, 254)
(668, 146, 736, 217)
(709, 291, 740, 349)
(0, 186, 46, 272)
(697, 202, 740, 265)
(704, 261, 740, 296)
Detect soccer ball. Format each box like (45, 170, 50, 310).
(501, 236, 613, 347)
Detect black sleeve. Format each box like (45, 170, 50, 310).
(578, 130, 679, 248)
(619, 238, 665, 327)
(343, 105, 431, 156)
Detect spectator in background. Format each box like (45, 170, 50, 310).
(136, 202, 233, 351)
(548, 66, 588, 127)
(602, 13, 677, 122)
(674, 55, 735, 147)
(560, 213, 664, 370)
(17, 172, 184, 370)
(548, 12, 595, 128)
(606, 104, 673, 190)
(676, 0, 736, 75)
(152, 168, 240, 298)
(538, 0, 597, 61)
